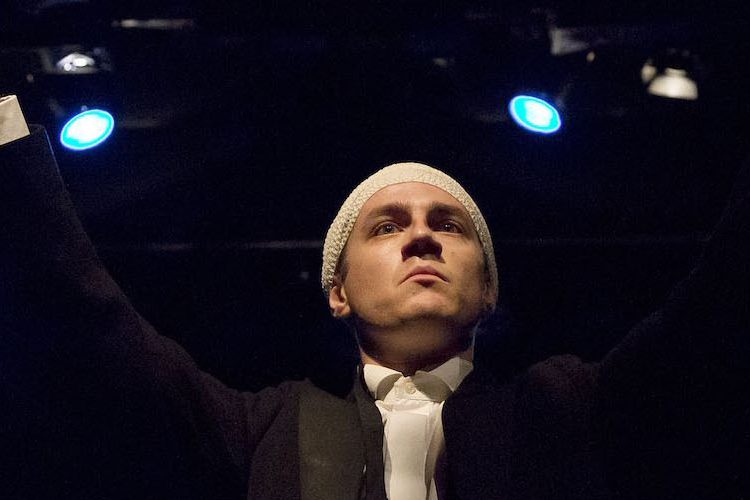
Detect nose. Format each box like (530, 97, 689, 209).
(401, 224, 442, 261)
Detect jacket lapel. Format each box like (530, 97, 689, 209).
(298, 382, 367, 500)
(352, 371, 388, 500)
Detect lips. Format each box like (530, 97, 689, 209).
(402, 265, 447, 283)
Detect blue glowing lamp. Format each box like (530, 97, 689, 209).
(59, 109, 115, 150)
(508, 95, 562, 134)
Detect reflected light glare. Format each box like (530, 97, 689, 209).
(60, 110, 115, 150)
(640, 61, 657, 84)
(508, 95, 562, 134)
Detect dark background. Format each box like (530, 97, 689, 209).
(2, 1, 750, 395)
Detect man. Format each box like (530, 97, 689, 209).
(322, 166, 499, 499)
(1, 94, 749, 500)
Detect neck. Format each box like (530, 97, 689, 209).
(359, 347, 473, 376)
(356, 321, 475, 375)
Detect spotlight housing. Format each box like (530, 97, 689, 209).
(641, 49, 701, 101)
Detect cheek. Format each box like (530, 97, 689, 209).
(345, 246, 398, 293)
(453, 251, 488, 298)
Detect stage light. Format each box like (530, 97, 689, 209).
(56, 53, 96, 73)
(59, 109, 114, 150)
(646, 68, 698, 100)
(641, 49, 700, 101)
(39, 46, 112, 75)
(508, 95, 562, 134)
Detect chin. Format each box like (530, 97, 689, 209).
(404, 287, 452, 305)
(402, 291, 477, 317)
(399, 304, 476, 330)
(400, 299, 457, 320)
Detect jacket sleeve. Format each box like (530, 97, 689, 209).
(0, 127, 296, 500)
(597, 160, 750, 498)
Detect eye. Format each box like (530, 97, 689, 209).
(374, 222, 401, 235)
(438, 221, 462, 233)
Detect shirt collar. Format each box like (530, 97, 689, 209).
(363, 356, 474, 402)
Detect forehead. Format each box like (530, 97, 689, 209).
(358, 182, 468, 218)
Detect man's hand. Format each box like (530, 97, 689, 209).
(0, 95, 30, 145)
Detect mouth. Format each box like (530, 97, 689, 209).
(402, 266, 447, 283)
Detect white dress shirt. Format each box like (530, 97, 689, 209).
(363, 357, 473, 500)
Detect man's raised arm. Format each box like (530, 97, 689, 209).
(0, 96, 292, 500)
(597, 160, 750, 498)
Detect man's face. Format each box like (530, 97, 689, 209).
(329, 182, 494, 335)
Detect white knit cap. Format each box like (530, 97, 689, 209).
(321, 162, 498, 302)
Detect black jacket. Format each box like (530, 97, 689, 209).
(1, 127, 749, 499)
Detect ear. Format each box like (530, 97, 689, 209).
(482, 276, 498, 314)
(328, 274, 352, 318)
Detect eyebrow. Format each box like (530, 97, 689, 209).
(427, 202, 468, 220)
(361, 200, 470, 225)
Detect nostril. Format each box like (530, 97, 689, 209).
(402, 235, 443, 260)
